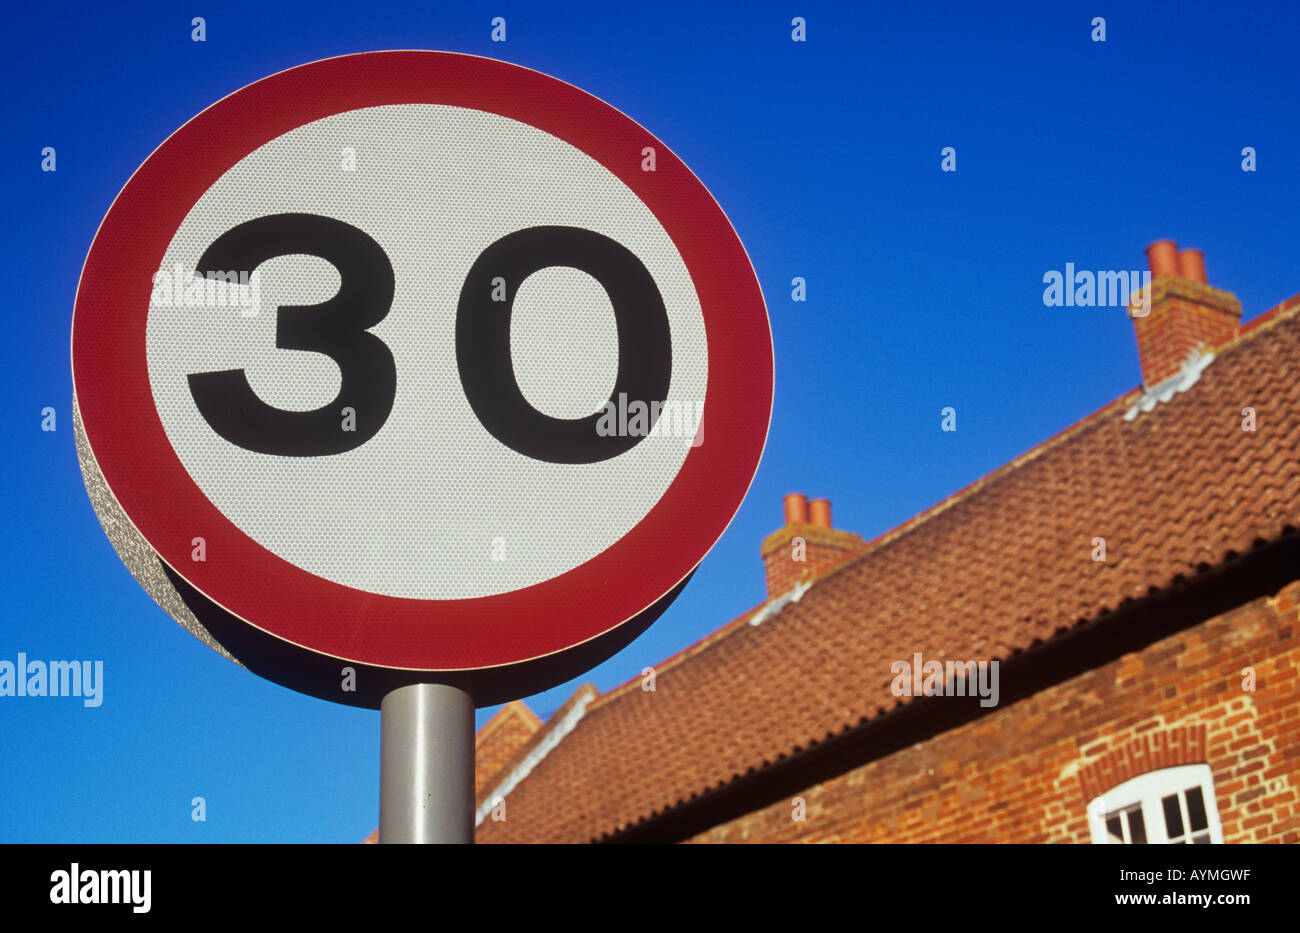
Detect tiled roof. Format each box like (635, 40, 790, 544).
(476, 294, 1300, 844)
(474, 684, 598, 818)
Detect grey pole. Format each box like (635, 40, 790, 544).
(379, 682, 475, 844)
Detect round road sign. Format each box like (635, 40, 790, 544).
(71, 51, 772, 707)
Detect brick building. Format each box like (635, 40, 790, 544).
(467, 240, 1300, 843)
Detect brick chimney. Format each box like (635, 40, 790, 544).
(761, 493, 867, 599)
(1130, 240, 1241, 387)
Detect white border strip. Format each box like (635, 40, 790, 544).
(476, 690, 596, 826)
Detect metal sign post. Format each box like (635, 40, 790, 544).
(379, 683, 475, 844)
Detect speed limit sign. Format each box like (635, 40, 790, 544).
(71, 51, 772, 708)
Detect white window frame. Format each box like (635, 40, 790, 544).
(1087, 763, 1223, 844)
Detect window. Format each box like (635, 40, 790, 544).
(1104, 802, 1147, 844)
(1087, 764, 1223, 844)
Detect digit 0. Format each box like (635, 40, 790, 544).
(456, 225, 672, 464)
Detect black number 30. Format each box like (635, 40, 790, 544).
(186, 214, 673, 464)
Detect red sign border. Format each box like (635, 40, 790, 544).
(72, 51, 772, 673)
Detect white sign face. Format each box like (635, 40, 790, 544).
(72, 51, 771, 705)
(146, 104, 708, 599)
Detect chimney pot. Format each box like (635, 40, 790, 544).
(1176, 248, 1207, 284)
(1145, 240, 1180, 279)
(1130, 241, 1240, 387)
(763, 494, 866, 598)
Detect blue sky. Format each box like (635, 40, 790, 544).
(3, 0, 1298, 842)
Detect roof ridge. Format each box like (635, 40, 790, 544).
(475, 683, 598, 811)
(1238, 290, 1300, 338)
(475, 699, 541, 747)
(593, 598, 770, 707)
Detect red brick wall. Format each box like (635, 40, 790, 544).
(687, 579, 1300, 843)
